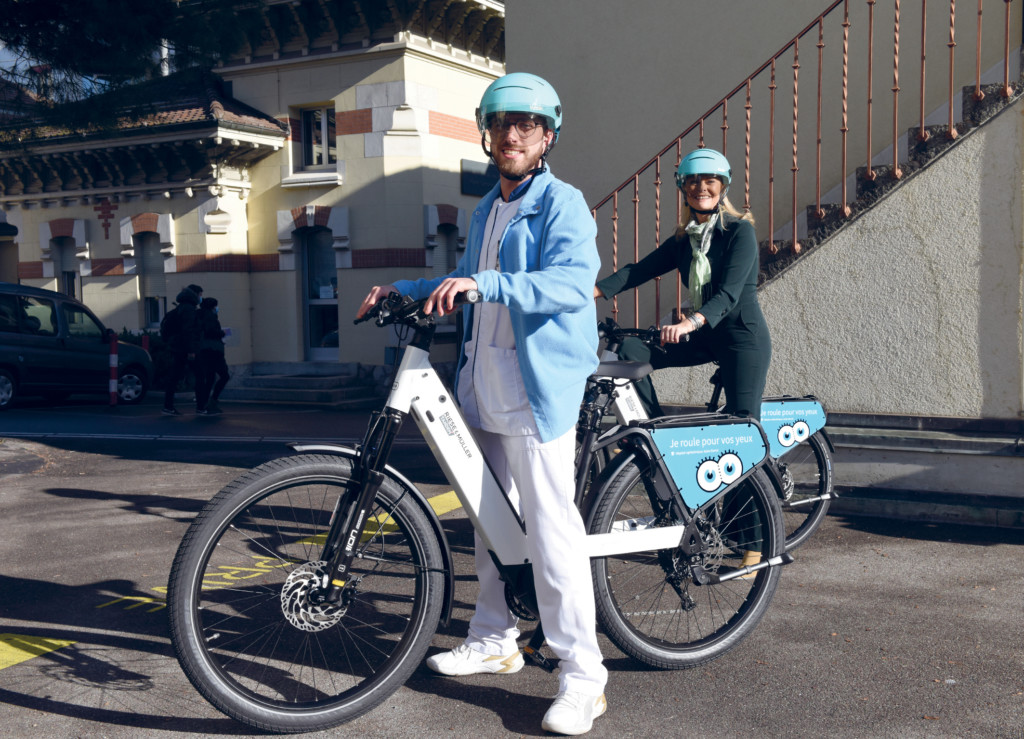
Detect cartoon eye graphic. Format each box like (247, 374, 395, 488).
(793, 420, 810, 442)
(696, 458, 722, 492)
(719, 452, 743, 484)
(778, 424, 796, 448)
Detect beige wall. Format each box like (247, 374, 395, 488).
(225, 48, 498, 365)
(509, 0, 1021, 234)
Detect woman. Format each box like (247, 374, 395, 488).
(195, 297, 230, 415)
(594, 147, 771, 420)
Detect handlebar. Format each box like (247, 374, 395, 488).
(355, 289, 482, 327)
(597, 317, 684, 353)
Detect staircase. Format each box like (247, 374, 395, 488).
(592, 0, 1022, 321)
(760, 79, 1023, 283)
(220, 362, 386, 409)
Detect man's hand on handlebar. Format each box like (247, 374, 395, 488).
(356, 284, 397, 321)
(425, 277, 480, 317)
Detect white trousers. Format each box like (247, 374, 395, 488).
(464, 427, 608, 696)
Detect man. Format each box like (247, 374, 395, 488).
(356, 73, 606, 735)
(161, 283, 202, 416)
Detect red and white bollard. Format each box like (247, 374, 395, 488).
(109, 333, 118, 406)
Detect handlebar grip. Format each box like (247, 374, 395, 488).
(460, 289, 482, 304)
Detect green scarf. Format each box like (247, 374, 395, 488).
(685, 213, 717, 310)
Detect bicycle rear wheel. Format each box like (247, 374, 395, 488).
(777, 432, 833, 550)
(589, 460, 783, 669)
(167, 454, 445, 733)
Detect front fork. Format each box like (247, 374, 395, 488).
(312, 409, 404, 605)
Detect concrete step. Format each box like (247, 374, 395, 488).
(219, 366, 386, 409)
(241, 374, 368, 391)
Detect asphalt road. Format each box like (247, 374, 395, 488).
(0, 398, 1022, 738)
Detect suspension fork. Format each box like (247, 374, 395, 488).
(315, 408, 405, 605)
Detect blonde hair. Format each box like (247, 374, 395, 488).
(675, 195, 755, 239)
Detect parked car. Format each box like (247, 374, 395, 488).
(0, 282, 154, 409)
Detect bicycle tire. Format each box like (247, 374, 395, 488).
(589, 460, 783, 670)
(167, 454, 445, 733)
(777, 432, 833, 550)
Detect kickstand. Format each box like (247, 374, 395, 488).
(521, 625, 556, 672)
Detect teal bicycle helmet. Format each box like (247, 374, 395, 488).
(476, 73, 562, 143)
(675, 148, 732, 189)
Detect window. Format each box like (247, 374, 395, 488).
(62, 302, 104, 339)
(0, 294, 18, 332)
(19, 297, 57, 336)
(302, 107, 336, 169)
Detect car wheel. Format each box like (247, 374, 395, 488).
(118, 367, 149, 405)
(0, 368, 16, 410)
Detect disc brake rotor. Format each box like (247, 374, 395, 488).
(280, 561, 346, 632)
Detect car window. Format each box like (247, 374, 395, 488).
(0, 294, 18, 332)
(63, 302, 104, 339)
(20, 297, 57, 336)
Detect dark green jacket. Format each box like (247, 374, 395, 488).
(596, 212, 769, 343)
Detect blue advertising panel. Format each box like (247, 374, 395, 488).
(649, 422, 768, 508)
(758, 398, 827, 458)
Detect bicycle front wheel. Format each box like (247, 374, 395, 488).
(167, 454, 445, 733)
(777, 432, 833, 550)
(590, 461, 783, 670)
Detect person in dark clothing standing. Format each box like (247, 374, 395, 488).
(195, 297, 230, 415)
(594, 148, 772, 420)
(161, 284, 202, 416)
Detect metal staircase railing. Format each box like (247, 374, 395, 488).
(592, 0, 1021, 327)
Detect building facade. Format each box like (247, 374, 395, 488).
(0, 0, 506, 372)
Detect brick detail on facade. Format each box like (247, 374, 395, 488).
(250, 254, 280, 272)
(48, 218, 76, 239)
(429, 111, 479, 144)
(337, 109, 373, 135)
(94, 198, 118, 239)
(290, 205, 332, 229)
(89, 258, 125, 276)
(18, 262, 43, 279)
(351, 248, 426, 269)
(175, 254, 251, 273)
(131, 212, 160, 235)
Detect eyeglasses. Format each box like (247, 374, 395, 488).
(486, 114, 542, 137)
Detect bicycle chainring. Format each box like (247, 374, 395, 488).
(280, 561, 346, 632)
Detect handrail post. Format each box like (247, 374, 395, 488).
(792, 38, 802, 253)
(892, 0, 904, 178)
(947, 0, 959, 139)
(866, 0, 877, 181)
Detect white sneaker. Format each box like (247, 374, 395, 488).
(425, 643, 524, 676)
(541, 691, 607, 735)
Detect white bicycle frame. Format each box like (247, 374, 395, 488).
(386, 343, 691, 562)
(598, 348, 650, 425)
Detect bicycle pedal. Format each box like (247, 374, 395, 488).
(522, 645, 556, 673)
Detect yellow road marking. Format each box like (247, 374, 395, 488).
(428, 490, 463, 516)
(298, 490, 463, 546)
(0, 633, 76, 670)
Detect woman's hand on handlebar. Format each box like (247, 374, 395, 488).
(425, 277, 479, 317)
(660, 320, 693, 345)
(356, 284, 397, 320)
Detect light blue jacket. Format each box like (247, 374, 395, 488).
(393, 169, 599, 442)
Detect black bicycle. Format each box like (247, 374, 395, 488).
(578, 317, 835, 550)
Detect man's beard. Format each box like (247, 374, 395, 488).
(494, 149, 543, 180)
